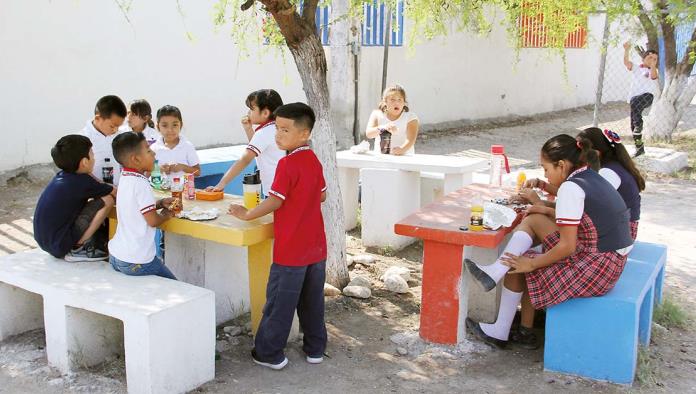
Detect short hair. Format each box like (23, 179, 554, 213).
(642, 49, 658, 59)
(273, 102, 316, 131)
(246, 89, 284, 120)
(51, 134, 92, 173)
(112, 132, 146, 167)
(156, 105, 183, 123)
(95, 95, 127, 118)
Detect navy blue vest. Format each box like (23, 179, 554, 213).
(604, 161, 641, 222)
(568, 168, 633, 252)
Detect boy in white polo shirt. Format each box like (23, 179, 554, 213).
(81, 95, 127, 185)
(109, 132, 177, 279)
(623, 42, 659, 157)
(150, 105, 201, 181)
(207, 89, 284, 196)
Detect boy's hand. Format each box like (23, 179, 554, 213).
(160, 208, 174, 219)
(206, 184, 225, 192)
(159, 197, 175, 209)
(228, 204, 248, 220)
(160, 164, 171, 174)
(623, 41, 631, 51)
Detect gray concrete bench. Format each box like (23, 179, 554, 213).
(0, 249, 215, 394)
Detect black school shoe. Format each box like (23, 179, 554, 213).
(509, 326, 540, 350)
(465, 318, 507, 349)
(464, 259, 497, 292)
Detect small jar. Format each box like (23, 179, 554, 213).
(470, 204, 484, 231)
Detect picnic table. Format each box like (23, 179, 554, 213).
(109, 190, 273, 333)
(394, 184, 523, 344)
(337, 150, 488, 250)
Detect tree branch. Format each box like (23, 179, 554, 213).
(302, 0, 319, 27)
(635, 0, 658, 52)
(656, 0, 677, 71)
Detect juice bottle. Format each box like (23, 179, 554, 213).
(516, 171, 527, 192)
(171, 177, 183, 213)
(470, 204, 484, 231)
(243, 171, 261, 209)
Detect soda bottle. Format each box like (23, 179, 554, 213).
(171, 177, 183, 214)
(379, 128, 391, 154)
(151, 160, 162, 189)
(102, 158, 114, 184)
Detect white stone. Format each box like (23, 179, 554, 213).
(48, 378, 64, 386)
(380, 266, 412, 282)
(223, 326, 242, 336)
(0, 249, 215, 394)
(216, 340, 231, 353)
(347, 255, 356, 267)
(324, 283, 342, 297)
(383, 275, 409, 294)
(626, 145, 689, 174)
(342, 286, 371, 299)
(352, 254, 376, 265)
(652, 322, 668, 337)
(348, 275, 372, 289)
(396, 347, 408, 356)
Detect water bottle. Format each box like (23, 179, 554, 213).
(102, 158, 114, 184)
(150, 160, 162, 189)
(243, 170, 262, 209)
(379, 128, 391, 154)
(489, 145, 510, 187)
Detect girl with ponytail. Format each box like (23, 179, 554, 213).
(125, 99, 159, 145)
(465, 134, 633, 350)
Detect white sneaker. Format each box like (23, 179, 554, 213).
(306, 355, 324, 364)
(251, 349, 288, 370)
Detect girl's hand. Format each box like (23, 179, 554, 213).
(170, 163, 182, 173)
(241, 115, 252, 129)
(623, 41, 631, 50)
(511, 188, 541, 205)
(206, 184, 224, 192)
(385, 123, 398, 134)
(160, 164, 171, 174)
(500, 253, 536, 273)
(228, 204, 248, 220)
(523, 178, 545, 190)
(391, 146, 406, 156)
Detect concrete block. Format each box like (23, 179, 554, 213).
(420, 172, 444, 207)
(338, 167, 360, 231)
(627, 145, 688, 174)
(360, 168, 419, 250)
(464, 234, 510, 323)
(0, 282, 44, 341)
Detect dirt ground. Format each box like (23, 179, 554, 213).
(1, 105, 695, 393)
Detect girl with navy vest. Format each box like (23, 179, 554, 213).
(465, 134, 633, 349)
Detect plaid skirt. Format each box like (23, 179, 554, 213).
(630, 220, 639, 241)
(523, 213, 627, 309)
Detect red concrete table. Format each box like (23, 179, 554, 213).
(394, 184, 523, 345)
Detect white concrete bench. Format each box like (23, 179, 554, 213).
(337, 150, 488, 249)
(0, 249, 215, 394)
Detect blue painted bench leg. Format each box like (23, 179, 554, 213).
(639, 285, 655, 346)
(654, 265, 665, 305)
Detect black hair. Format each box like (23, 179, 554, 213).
(541, 134, 599, 174)
(642, 49, 658, 59)
(577, 127, 646, 191)
(245, 89, 284, 120)
(95, 95, 127, 118)
(273, 102, 316, 131)
(156, 105, 183, 123)
(112, 132, 146, 167)
(51, 134, 92, 173)
(130, 99, 155, 128)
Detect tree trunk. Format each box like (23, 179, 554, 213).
(287, 33, 350, 288)
(645, 71, 696, 142)
(328, 0, 358, 149)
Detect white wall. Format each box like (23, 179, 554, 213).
(0, 1, 604, 172)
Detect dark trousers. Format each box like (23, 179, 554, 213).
(254, 261, 327, 363)
(630, 93, 654, 147)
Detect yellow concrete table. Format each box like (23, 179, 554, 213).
(109, 191, 273, 333)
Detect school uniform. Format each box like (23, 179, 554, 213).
(108, 168, 176, 280)
(81, 121, 123, 185)
(120, 125, 160, 146)
(371, 111, 419, 155)
(628, 63, 659, 150)
(523, 167, 633, 309)
(254, 145, 328, 364)
(150, 135, 200, 180)
(246, 121, 285, 197)
(599, 161, 641, 240)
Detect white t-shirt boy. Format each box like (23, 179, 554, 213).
(151, 135, 200, 180)
(628, 64, 659, 101)
(371, 111, 419, 155)
(246, 121, 285, 197)
(81, 121, 123, 185)
(108, 169, 157, 264)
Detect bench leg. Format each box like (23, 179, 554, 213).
(639, 285, 656, 346)
(0, 282, 44, 341)
(123, 295, 215, 394)
(654, 265, 665, 305)
(44, 298, 70, 373)
(464, 243, 508, 323)
(338, 167, 359, 231)
(361, 168, 419, 250)
(420, 240, 467, 344)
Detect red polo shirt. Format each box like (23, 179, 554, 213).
(268, 146, 327, 266)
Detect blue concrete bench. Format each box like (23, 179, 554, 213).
(544, 241, 667, 384)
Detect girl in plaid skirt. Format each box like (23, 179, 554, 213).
(466, 134, 634, 350)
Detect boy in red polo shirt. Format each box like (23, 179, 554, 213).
(229, 102, 327, 370)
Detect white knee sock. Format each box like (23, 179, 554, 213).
(480, 285, 523, 340)
(477, 231, 533, 283)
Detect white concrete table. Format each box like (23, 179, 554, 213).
(337, 150, 488, 249)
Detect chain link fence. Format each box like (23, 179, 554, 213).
(592, 16, 696, 150)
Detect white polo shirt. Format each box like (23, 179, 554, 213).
(119, 124, 160, 146)
(628, 63, 659, 100)
(151, 135, 200, 180)
(81, 121, 123, 185)
(247, 121, 284, 197)
(108, 169, 157, 264)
